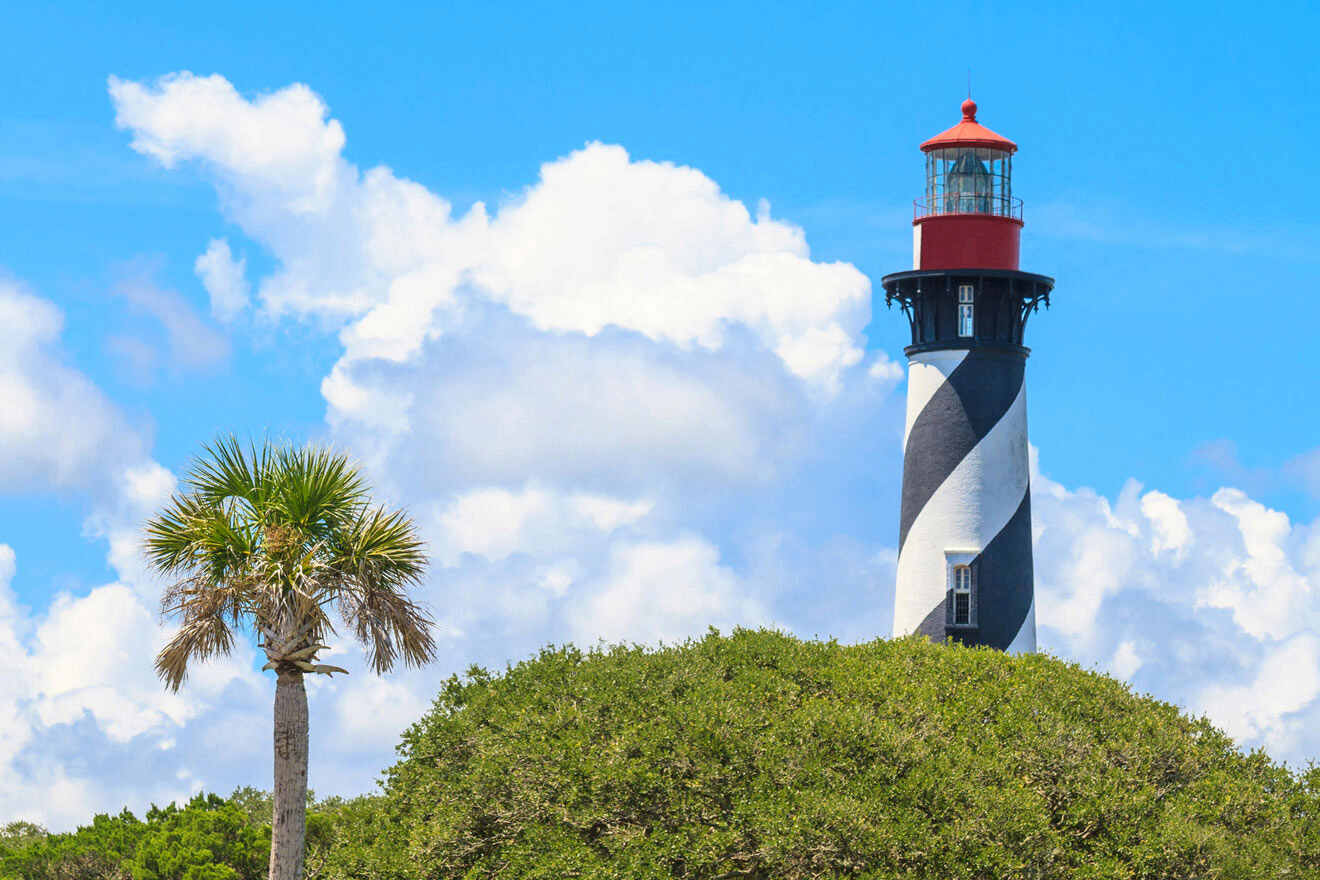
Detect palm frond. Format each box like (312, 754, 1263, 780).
(331, 505, 434, 673)
(143, 493, 211, 574)
(187, 435, 271, 508)
(338, 581, 437, 674)
(155, 598, 238, 691)
(144, 436, 434, 687)
(148, 498, 257, 585)
(160, 572, 248, 621)
(338, 506, 428, 580)
(272, 445, 367, 532)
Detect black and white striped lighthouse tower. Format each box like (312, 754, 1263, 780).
(883, 98, 1053, 652)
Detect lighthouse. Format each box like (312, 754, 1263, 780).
(883, 98, 1052, 652)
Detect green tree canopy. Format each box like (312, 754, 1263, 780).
(0, 795, 267, 880)
(378, 630, 1320, 879)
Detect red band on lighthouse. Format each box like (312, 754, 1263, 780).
(914, 215, 1021, 271)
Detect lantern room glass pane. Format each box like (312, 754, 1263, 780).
(923, 147, 1014, 218)
(946, 151, 990, 213)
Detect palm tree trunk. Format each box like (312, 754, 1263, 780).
(270, 668, 309, 880)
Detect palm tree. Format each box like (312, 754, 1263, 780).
(144, 438, 436, 880)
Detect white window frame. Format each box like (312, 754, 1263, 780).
(952, 566, 972, 625)
(944, 549, 978, 628)
(957, 284, 974, 338)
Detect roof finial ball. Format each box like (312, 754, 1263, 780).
(961, 98, 978, 121)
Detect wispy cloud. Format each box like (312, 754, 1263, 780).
(1190, 437, 1320, 502)
(0, 119, 195, 206)
(111, 263, 229, 379)
(1284, 448, 1320, 498)
(1032, 197, 1320, 262)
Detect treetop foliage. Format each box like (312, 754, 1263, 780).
(382, 630, 1320, 879)
(0, 793, 265, 880)
(6, 631, 1320, 878)
(142, 436, 435, 689)
(0, 791, 375, 880)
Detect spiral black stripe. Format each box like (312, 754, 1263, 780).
(897, 350, 1025, 555)
(965, 489, 1033, 649)
(910, 489, 1033, 650)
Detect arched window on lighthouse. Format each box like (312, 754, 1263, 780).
(952, 565, 973, 625)
(958, 284, 975, 337)
(944, 551, 978, 629)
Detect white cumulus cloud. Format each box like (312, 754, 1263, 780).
(431, 484, 654, 566)
(0, 278, 147, 491)
(0, 541, 261, 828)
(1032, 451, 1320, 765)
(569, 536, 771, 646)
(1197, 634, 1320, 754)
(109, 73, 870, 391)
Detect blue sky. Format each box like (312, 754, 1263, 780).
(3, 1, 1320, 827)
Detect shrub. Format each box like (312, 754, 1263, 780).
(379, 629, 1320, 879)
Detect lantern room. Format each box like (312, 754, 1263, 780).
(912, 99, 1023, 271)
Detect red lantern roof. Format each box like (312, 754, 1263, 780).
(920, 99, 1017, 153)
